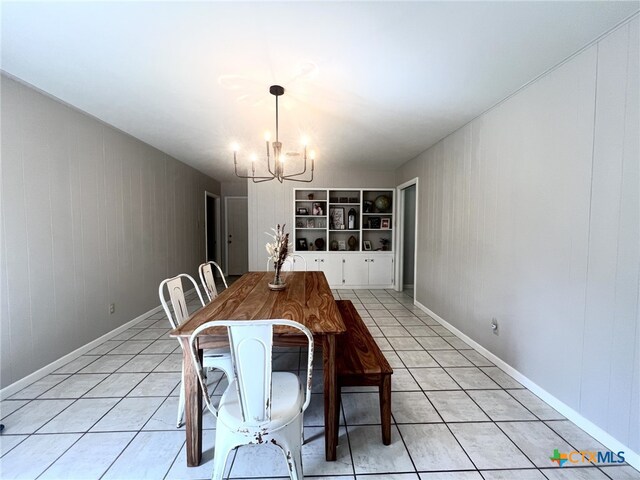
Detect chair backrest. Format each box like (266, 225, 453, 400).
(266, 254, 307, 272)
(188, 319, 314, 423)
(159, 274, 206, 329)
(282, 254, 307, 271)
(198, 261, 228, 302)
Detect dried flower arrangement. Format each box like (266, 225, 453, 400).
(265, 224, 291, 289)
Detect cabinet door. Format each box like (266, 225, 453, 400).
(368, 254, 394, 286)
(316, 255, 343, 286)
(343, 254, 369, 286)
(305, 255, 322, 271)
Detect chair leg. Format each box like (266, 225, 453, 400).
(274, 416, 304, 480)
(211, 429, 237, 480)
(177, 370, 185, 428)
(380, 375, 391, 445)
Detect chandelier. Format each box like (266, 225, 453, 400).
(233, 85, 315, 183)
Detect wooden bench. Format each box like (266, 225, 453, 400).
(335, 299, 393, 445)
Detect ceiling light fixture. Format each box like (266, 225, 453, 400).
(233, 85, 315, 183)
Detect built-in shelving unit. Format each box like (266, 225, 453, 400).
(293, 188, 394, 253)
(293, 188, 395, 288)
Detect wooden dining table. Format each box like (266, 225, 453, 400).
(170, 270, 346, 466)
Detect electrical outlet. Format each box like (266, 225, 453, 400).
(109, 303, 115, 315)
(491, 317, 498, 335)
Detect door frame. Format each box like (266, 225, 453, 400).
(204, 191, 222, 267)
(395, 178, 419, 294)
(224, 195, 248, 276)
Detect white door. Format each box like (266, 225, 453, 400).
(226, 197, 248, 276)
(368, 254, 394, 286)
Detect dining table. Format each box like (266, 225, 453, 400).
(170, 270, 346, 466)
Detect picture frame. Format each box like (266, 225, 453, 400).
(338, 240, 346, 251)
(312, 202, 324, 215)
(368, 216, 381, 229)
(330, 207, 345, 230)
(296, 238, 308, 251)
(381, 218, 391, 229)
(297, 207, 308, 215)
(363, 240, 372, 251)
(307, 218, 315, 228)
(296, 219, 305, 228)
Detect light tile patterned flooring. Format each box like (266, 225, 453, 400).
(1, 287, 638, 480)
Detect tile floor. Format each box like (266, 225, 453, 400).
(1, 287, 638, 480)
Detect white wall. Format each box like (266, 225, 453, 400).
(0, 74, 221, 388)
(247, 170, 396, 270)
(396, 17, 639, 454)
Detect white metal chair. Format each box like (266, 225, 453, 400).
(266, 254, 307, 272)
(198, 261, 228, 302)
(187, 319, 314, 480)
(159, 274, 233, 428)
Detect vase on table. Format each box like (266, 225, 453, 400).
(268, 263, 287, 291)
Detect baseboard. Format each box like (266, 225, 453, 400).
(0, 303, 165, 400)
(414, 299, 640, 471)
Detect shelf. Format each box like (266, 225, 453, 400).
(294, 187, 394, 255)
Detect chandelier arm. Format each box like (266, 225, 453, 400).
(266, 155, 276, 176)
(280, 157, 308, 177)
(234, 158, 274, 180)
(252, 176, 277, 183)
(281, 171, 314, 183)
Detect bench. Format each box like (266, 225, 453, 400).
(335, 299, 393, 445)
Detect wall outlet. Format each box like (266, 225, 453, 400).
(491, 317, 499, 335)
(109, 303, 115, 315)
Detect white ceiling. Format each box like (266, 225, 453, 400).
(2, 2, 638, 182)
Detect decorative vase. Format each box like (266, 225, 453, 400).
(268, 264, 287, 291)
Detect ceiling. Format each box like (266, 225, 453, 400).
(2, 2, 638, 182)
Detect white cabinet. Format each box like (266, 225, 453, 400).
(300, 253, 394, 288)
(343, 253, 394, 287)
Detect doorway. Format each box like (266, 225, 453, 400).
(225, 196, 249, 276)
(396, 179, 418, 298)
(205, 192, 221, 265)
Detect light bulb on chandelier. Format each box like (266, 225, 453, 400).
(233, 85, 316, 183)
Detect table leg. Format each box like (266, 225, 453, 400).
(180, 338, 203, 467)
(323, 334, 338, 461)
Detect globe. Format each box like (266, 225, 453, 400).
(374, 195, 391, 212)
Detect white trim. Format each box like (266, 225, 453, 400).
(0, 288, 195, 400)
(413, 299, 640, 471)
(395, 178, 419, 293)
(204, 191, 222, 267)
